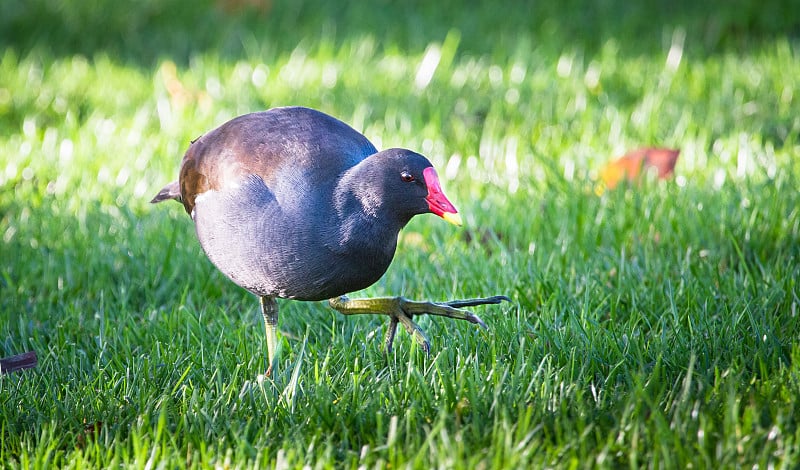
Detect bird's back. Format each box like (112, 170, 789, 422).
(178, 106, 378, 216)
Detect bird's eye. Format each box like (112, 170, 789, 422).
(400, 171, 415, 183)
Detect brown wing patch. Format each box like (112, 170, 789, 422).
(178, 151, 207, 215)
(177, 132, 253, 215)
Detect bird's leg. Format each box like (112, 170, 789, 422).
(328, 295, 510, 354)
(260, 296, 279, 377)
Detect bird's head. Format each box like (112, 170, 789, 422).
(354, 148, 461, 227)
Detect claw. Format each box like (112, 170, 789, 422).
(470, 314, 488, 329)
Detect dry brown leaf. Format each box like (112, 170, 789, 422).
(0, 350, 37, 374)
(158, 61, 212, 111)
(600, 147, 680, 190)
(76, 420, 103, 449)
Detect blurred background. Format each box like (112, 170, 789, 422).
(2, 0, 797, 62)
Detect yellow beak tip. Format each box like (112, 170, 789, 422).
(442, 212, 463, 226)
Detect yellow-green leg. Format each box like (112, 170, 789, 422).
(260, 296, 279, 376)
(328, 295, 510, 353)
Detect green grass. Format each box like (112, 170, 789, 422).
(1, 0, 800, 468)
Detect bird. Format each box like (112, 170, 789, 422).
(151, 106, 508, 376)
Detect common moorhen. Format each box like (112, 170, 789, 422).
(152, 106, 508, 375)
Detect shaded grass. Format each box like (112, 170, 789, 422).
(2, 0, 800, 468)
(2, 0, 798, 65)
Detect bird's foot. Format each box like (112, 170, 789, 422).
(328, 295, 510, 354)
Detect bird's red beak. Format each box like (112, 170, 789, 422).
(423, 167, 462, 226)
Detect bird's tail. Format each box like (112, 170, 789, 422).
(150, 181, 181, 204)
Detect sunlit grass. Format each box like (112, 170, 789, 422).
(2, 0, 800, 468)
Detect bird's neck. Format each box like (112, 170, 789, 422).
(327, 164, 407, 258)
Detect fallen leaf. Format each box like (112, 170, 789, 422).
(76, 420, 103, 449)
(600, 147, 679, 190)
(158, 61, 212, 111)
(0, 351, 37, 374)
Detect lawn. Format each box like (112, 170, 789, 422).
(1, 0, 799, 468)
